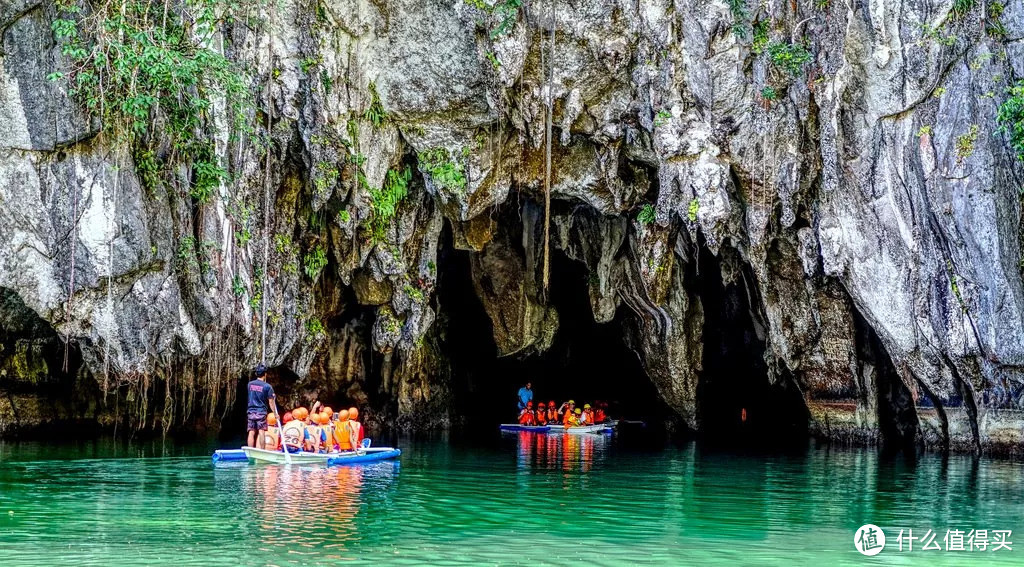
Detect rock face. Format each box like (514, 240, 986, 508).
(1, 0, 1023, 453)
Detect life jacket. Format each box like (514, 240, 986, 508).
(581, 410, 594, 425)
(262, 429, 280, 451)
(534, 410, 547, 425)
(563, 413, 577, 427)
(349, 421, 364, 446)
(334, 419, 353, 451)
(594, 409, 606, 423)
(518, 410, 534, 425)
(281, 420, 304, 450)
(547, 408, 559, 422)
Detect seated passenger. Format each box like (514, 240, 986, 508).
(563, 407, 579, 427)
(334, 409, 353, 451)
(546, 401, 559, 423)
(581, 404, 594, 425)
(263, 413, 281, 450)
(519, 401, 535, 425)
(594, 403, 607, 423)
(348, 407, 365, 447)
(281, 411, 305, 451)
(535, 402, 548, 425)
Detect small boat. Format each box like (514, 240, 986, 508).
(547, 424, 612, 434)
(499, 424, 552, 432)
(210, 446, 401, 465)
(327, 448, 401, 466)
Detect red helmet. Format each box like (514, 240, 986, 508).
(538, 402, 546, 408)
(282, 411, 294, 423)
(527, 401, 533, 407)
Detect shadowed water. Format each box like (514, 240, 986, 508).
(0, 433, 1022, 565)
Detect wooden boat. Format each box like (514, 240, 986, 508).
(238, 446, 399, 464)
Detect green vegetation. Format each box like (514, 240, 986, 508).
(300, 56, 321, 73)
(637, 203, 656, 225)
(177, 237, 198, 274)
(466, 0, 523, 39)
(761, 86, 778, 102)
(231, 275, 245, 298)
(486, 51, 501, 69)
(364, 83, 388, 127)
(933, 87, 947, 98)
(687, 199, 699, 222)
(314, 160, 340, 196)
(404, 283, 425, 303)
(917, 125, 932, 137)
(50, 0, 252, 203)
(955, 124, 979, 163)
(997, 81, 1024, 161)
(249, 266, 263, 311)
(234, 228, 251, 247)
(951, 0, 974, 19)
(420, 149, 466, 193)
(726, 0, 749, 38)
(303, 244, 328, 281)
(654, 110, 672, 127)
(305, 317, 327, 342)
(751, 20, 770, 54)
(369, 166, 412, 241)
(767, 42, 813, 76)
(986, 2, 1007, 38)
(337, 209, 351, 224)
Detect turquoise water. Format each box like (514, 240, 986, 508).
(0, 433, 1022, 565)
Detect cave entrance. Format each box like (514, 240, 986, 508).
(437, 221, 667, 428)
(694, 246, 809, 447)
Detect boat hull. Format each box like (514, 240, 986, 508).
(547, 424, 610, 434)
(236, 446, 401, 465)
(498, 424, 551, 432)
(327, 449, 401, 466)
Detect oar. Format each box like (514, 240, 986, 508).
(277, 417, 292, 465)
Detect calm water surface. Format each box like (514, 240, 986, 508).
(0, 433, 1022, 565)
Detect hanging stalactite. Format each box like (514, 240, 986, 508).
(541, 0, 555, 301)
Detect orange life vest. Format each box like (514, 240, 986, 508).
(262, 429, 280, 451)
(518, 410, 534, 425)
(534, 410, 547, 425)
(349, 420, 364, 445)
(595, 409, 606, 423)
(281, 421, 304, 449)
(547, 408, 559, 422)
(563, 413, 577, 427)
(334, 419, 353, 451)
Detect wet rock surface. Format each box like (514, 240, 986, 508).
(1, 0, 1023, 454)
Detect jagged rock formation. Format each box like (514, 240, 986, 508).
(1, 0, 1023, 453)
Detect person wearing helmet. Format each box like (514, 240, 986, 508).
(246, 364, 281, 450)
(534, 402, 548, 425)
(347, 407, 365, 449)
(281, 410, 305, 452)
(333, 409, 353, 451)
(546, 401, 559, 423)
(581, 404, 594, 425)
(563, 406, 580, 427)
(558, 399, 575, 420)
(262, 413, 281, 450)
(518, 400, 535, 425)
(594, 402, 607, 424)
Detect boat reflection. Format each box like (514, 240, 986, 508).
(215, 460, 399, 559)
(515, 430, 609, 472)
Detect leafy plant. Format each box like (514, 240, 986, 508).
(654, 110, 672, 127)
(338, 209, 351, 223)
(369, 166, 412, 241)
(486, 51, 501, 69)
(404, 283, 425, 303)
(986, 1, 1007, 38)
(997, 81, 1024, 161)
(917, 125, 932, 137)
(231, 275, 245, 298)
(955, 124, 979, 164)
(314, 160, 340, 196)
(364, 82, 388, 127)
(687, 199, 700, 222)
(727, 0, 749, 38)
(305, 317, 327, 342)
(761, 86, 778, 101)
(420, 149, 467, 193)
(951, 0, 974, 19)
(303, 244, 328, 281)
(300, 56, 321, 73)
(50, 0, 253, 205)
(767, 42, 813, 76)
(637, 203, 656, 225)
(751, 19, 770, 54)
(933, 86, 947, 98)
(234, 228, 251, 247)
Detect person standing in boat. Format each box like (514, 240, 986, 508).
(517, 382, 533, 411)
(246, 364, 281, 450)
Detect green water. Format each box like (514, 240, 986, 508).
(0, 433, 1022, 566)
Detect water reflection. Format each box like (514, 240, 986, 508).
(513, 431, 609, 472)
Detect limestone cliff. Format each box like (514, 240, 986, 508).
(1, 0, 1023, 453)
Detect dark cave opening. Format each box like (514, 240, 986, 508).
(693, 246, 809, 447)
(436, 218, 669, 429)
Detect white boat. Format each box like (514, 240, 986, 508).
(547, 423, 611, 434)
(241, 446, 397, 464)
